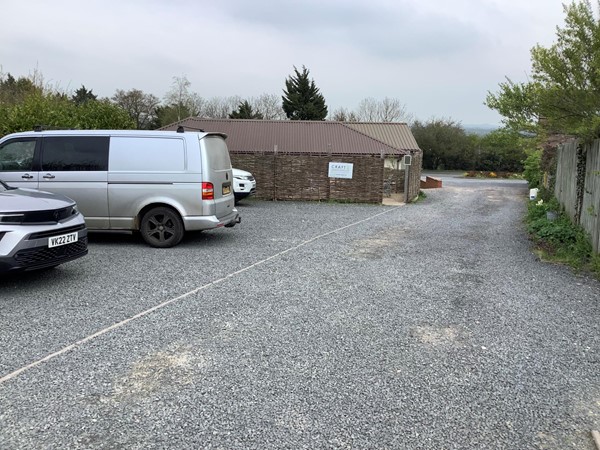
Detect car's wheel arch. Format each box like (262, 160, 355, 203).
(138, 205, 185, 248)
(135, 202, 185, 231)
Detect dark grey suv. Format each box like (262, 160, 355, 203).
(0, 181, 88, 273)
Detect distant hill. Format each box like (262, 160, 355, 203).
(463, 124, 499, 136)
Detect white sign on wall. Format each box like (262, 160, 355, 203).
(328, 162, 354, 179)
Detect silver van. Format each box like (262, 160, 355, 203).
(0, 129, 240, 247)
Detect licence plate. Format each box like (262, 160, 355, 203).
(223, 185, 231, 195)
(48, 232, 78, 248)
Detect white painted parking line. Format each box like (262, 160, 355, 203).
(0, 206, 402, 385)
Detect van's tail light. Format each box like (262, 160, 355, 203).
(202, 182, 214, 200)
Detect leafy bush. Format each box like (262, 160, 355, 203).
(526, 198, 598, 274)
(1, 92, 134, 136)
(523, 149, 542, 188)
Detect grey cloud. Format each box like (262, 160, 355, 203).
(218, 0, 484, 60)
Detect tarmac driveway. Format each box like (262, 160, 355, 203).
(1, 175, 599, 449)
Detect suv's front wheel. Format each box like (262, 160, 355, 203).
(140, 207, 184, 248)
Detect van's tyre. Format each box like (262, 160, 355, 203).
(140, 207, 184, 248)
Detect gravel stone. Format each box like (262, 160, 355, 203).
(0, 175, 599, 449)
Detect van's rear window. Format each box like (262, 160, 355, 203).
(203, 136, 232, 170)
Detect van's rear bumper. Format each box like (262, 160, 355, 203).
(183, 209, 240, 231)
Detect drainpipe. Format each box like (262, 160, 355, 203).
(403, 152, 413, 203)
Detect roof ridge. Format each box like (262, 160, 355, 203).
(190, 117, 347, 125)
(340, 122, 407, 153)
(330, 122, 400, 153)
(337, 121, 410, 126)
(164, 117, 415, 155)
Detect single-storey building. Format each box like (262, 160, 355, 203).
(161, 118, 422, 203)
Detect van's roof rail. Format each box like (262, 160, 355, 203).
(176, 125, 204, 133)
(33, 125, 77, 132)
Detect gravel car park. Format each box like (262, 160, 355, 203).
(0, 176, 599, 449)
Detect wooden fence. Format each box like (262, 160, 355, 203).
(555, 141, 600, 253)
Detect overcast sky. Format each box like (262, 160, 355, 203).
(1, 0, 570, 126)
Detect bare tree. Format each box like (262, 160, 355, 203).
(329, 107, 359, 122)
(26, 64, 62, 95)
(188, 92, 205, 116)
(251, 93, 285, 120)
(356, 98, 379, 121)
(224, 96, 243, 117)
(200, 96, 242, 119)
(379, 97, 413, 123)
(113, 88, 160, 129)
(164, 75, 203, 120)
(330, 107, 349, 121)
(191, 93, 285, 120)
(355, 97, 413, 123)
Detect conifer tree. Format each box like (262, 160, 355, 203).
(71, 85, 97, 105)
(229, 100, 264, 119)
(282, 66, 327, 120)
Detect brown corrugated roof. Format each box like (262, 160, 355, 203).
(342, 122, 420, 152)
(161, 118, 419, 156)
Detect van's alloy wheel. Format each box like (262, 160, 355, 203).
(140, 207, 184, 248)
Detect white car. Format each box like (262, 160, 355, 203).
(0, 181, 88, 273)
(233, 168, 256, 203)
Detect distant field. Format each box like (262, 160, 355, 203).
(463, 124, 499, 136)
